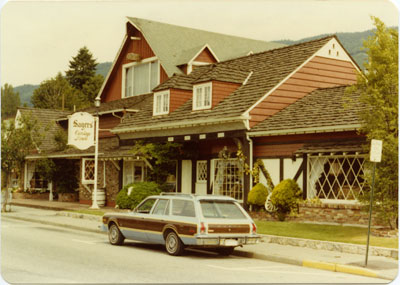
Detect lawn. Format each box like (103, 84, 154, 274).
(255, 220, 398, 249)
(67, 209, 106, 216)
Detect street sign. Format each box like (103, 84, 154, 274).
(370, 139, 382, 162)
(68, 112, 95, 150)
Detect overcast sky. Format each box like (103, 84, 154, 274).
(0, 0, 398, 86)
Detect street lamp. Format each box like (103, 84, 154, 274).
(90, 98, 101, 209)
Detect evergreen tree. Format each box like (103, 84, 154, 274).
(347, 17, 398, 229)
(66, 46, 98, 90)
(1, 83, 21, 118)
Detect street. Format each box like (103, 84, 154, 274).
(1, 217, 388, 284)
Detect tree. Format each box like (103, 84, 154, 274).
(1, 83, 21, 118)
(66, 46, 98, 90)
(31, 73, 79, 111)
(347, 17, 398, 229)
(1, 113, 43, 212)
(78, 74, 104, 108)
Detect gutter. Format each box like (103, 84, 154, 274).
(112, 115, 251, 134)
(56, 109, 139, 122)
(247, 124, 361, 137)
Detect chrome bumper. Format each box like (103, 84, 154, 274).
(195, 235, 260, 246)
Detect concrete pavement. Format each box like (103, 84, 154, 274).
(4, 199, 399, 281)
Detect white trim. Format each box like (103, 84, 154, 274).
(247, 124, 361, 137)
(189, 44, 220, 64)
(96, 35, 128, 101)
(193, 82, 212, 111)
(112, 115, 249, 134)
(153, 90, 170, 116)
(122, 57, 160, 98)
(244, 39, 362, 117)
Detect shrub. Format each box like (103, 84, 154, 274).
(116, 182, 161, 210)
(247, 183, 268, 207)
(270, 179, 302, 221)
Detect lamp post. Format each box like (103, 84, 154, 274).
(90, 98, 101, 209)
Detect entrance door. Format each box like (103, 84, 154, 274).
(195, 160, 207, 195)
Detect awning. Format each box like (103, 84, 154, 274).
(295, 139, 366, 155)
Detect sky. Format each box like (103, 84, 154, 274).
(0, 0, 398, 86)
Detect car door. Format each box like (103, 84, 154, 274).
(146, 199, 170, 243)
(119, 198, 157, 242)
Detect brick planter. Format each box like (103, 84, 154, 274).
(250, 202, 386, 227)
(12, 192, 50, 200)
(58, 193, 79, 202)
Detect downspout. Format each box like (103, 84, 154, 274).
(246, 133, 254, 190)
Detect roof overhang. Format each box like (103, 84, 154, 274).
(248, 124, 361, 137)
(113, 115, 250, 134)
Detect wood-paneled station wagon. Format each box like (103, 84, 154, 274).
(101, 193, 260, 256)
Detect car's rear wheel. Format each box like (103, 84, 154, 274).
(217, 247, 235, 256)
(165, 231, 184, 256)
(108, 223, 125, 245)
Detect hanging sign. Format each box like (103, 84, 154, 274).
(370, 139, 383, 163)
(68, 112, 95, 150)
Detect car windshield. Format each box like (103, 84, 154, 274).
(200, 200, 247, 219)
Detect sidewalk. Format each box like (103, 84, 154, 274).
(4, 199, 399, 281)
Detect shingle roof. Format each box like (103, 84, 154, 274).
(18, 107, 71, 153)
(114, 36, 334, 133)
(249, 85, 364, 133)
(128, 17, 285, 77)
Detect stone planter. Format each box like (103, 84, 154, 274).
(58, 192, 79, 202)
(12, 192, 50, 200)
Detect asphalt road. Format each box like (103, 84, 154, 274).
(1, 217, 388, 284)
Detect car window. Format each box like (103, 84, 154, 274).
(136, 198, 157, 214)
(171, 199, 196, 217)
(152, 199, 170, 215)
(200, 200, 247, 219)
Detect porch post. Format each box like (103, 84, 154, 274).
(241, 136, 251, 210)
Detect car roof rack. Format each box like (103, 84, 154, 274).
(160, 192, 195, 199)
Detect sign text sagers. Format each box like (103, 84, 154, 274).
(68, 112, 95, 150)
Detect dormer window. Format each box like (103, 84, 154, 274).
(153, 90, 170, 116)
(123, 58, 159, 98)
(193, 82, 212, 110)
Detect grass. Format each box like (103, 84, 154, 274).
(67, 209, 106, 216)
(255, 220, 398, 249)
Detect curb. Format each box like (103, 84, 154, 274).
(233, 250, 392, 280)
(2, 215, 106, 235)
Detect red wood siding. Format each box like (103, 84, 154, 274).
(212, 81, 241, 108)
(253, 131, 363, 158)
(99, 114, 120, 138)
(169, 88, 192, 113)
(101, 24, 168, 103)
(194, 48, 217, 63)
(249, 56, 358, 127)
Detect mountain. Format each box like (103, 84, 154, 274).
(12, 62, 112, 107)
(276, 27, 396, 69)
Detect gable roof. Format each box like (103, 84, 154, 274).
(248, 85, 364, 136)
(128, 17, 285, 77)
(113, 36, 335, 134)
(17, 107, 71, 154)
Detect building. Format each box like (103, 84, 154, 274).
(18, 17, 367, 213)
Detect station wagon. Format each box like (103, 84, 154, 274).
(101, 193, 260, 256)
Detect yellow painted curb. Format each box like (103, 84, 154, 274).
(335, 264, 378, 278)
(303, 260, 336, 271)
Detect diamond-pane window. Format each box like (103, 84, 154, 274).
(197, 161, 207, 182)
(212, 159, 244, 201)
(308, 155, 366, 201)
(82, 159, 95, 184)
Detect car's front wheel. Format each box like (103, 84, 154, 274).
(108, 223, 125, 245)
(165, 231, 184, 256)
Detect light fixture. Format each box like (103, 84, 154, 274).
(95, 98, 101, 108)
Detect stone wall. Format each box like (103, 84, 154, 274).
(250, 202, 386, 227)
(104, 161, 120, 207)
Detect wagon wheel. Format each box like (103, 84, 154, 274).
(265, 193, 276, 213)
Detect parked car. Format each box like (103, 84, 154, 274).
(101, 193, 260, 256)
